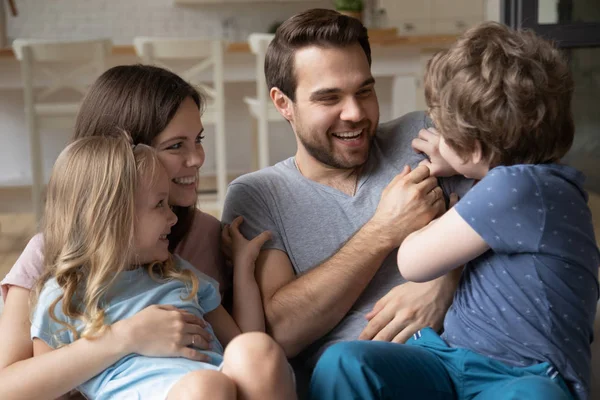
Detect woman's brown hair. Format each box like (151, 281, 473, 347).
(73, 64, 205, 251)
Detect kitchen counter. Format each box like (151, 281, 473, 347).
(0, 30, 457, 187)
(0, 33, 459, 58)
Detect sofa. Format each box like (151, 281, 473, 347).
(0, 297, 599, 397)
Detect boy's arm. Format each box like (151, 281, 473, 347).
(398, 207, 489, 282)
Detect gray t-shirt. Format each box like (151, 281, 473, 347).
(446, 164, 600, 400)
(222, 111, 471, 366)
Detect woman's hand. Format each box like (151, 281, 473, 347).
(112, 305, 214, 361)
(227, 216, 271, 274)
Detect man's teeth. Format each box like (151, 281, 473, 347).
(159, 234, 168, 240)
(173, 176, 196, 184)
(333, 130, 362, 139)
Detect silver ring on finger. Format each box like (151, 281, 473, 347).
(192, 335, 196, 346)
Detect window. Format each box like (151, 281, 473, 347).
(504, 0, 600, 194)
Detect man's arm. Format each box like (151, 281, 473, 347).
(256, 165, 445, 357)
(358, 269, 462, 343)
(256, 223, 389, 357)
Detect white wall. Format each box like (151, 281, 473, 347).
(0, 0, 334, 188)
(5, 0, 332, 44)
(0, 0, 473, 189)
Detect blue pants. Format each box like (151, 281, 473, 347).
(309, 328, 573, 400)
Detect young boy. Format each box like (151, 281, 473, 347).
(310, 22, 599, 400)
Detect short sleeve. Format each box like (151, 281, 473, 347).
(454, 166, 544, 253)
(195, 271, 222, 313)
(30, 280, 75, 348)
(175, 255, 222, 313)
(439, 175, 474, 205)
(1, 234, 45, 301)
(222, 180, 284, 252)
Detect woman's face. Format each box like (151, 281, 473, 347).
(152, 97, 206, 207)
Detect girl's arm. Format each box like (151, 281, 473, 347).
(397, 206, 489, 282)
(229, 217, 271, 332)
(231, 244, 267, 333)
(0, 287, 211, 400)
(204, 305, 240, 348)
(210, 217, 271, 343)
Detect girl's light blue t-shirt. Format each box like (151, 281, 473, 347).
(31, 255, 223, 400)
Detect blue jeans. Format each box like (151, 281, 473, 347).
(309, 328, 573, 400)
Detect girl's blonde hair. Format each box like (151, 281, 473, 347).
(34, 132, 198, 342)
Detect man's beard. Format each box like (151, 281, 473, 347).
(297, 124, 375, 169)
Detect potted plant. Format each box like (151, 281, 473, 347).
(334, 0, 364, 22)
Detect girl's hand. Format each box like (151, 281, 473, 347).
(228, 216, 272, 273)
(113, 305, 214, 362)
(412, 128, 457, 177)
(221, 223, 233, 265)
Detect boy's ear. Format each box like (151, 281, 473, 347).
(270, 87, 293, 121)
(471, 140, 483, 165)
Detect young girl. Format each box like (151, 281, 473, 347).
(0, 65, 226, 399)
(310, 23, 599, 400)
(31, 133, 296, 400)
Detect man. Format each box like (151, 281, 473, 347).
(222, 8, 470, 371)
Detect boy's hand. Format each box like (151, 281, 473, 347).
(228, 216, 272, 274)
(448, 193, 459, 208)
(412, 128, 457, 177)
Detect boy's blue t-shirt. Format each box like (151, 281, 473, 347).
(443, 164, 600, 399)
(31, 255, 224, 400)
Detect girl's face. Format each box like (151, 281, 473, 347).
(132, 164, 178, 265)
(152, 97, 206, 207)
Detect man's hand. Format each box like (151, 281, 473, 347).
(412, 128, 457, 177)
(370, 165, 445, 248)
(358, 276, 457, 343)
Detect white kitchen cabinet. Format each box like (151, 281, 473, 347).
(394, 19, 432, 36)
(380, 0, 431, 19)
(174, 0, 305, 3)
(381, 0, 431, 36)
(430, 17, 482, 35)
(430, 0, 484, 19)
(430, 0, 484, 34)
(382, 0, 485, 36)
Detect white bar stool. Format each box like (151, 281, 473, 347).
(12, 38, 112, 223)
(243, 33, 284, 170)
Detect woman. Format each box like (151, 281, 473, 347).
(0, 65, 229, 399)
